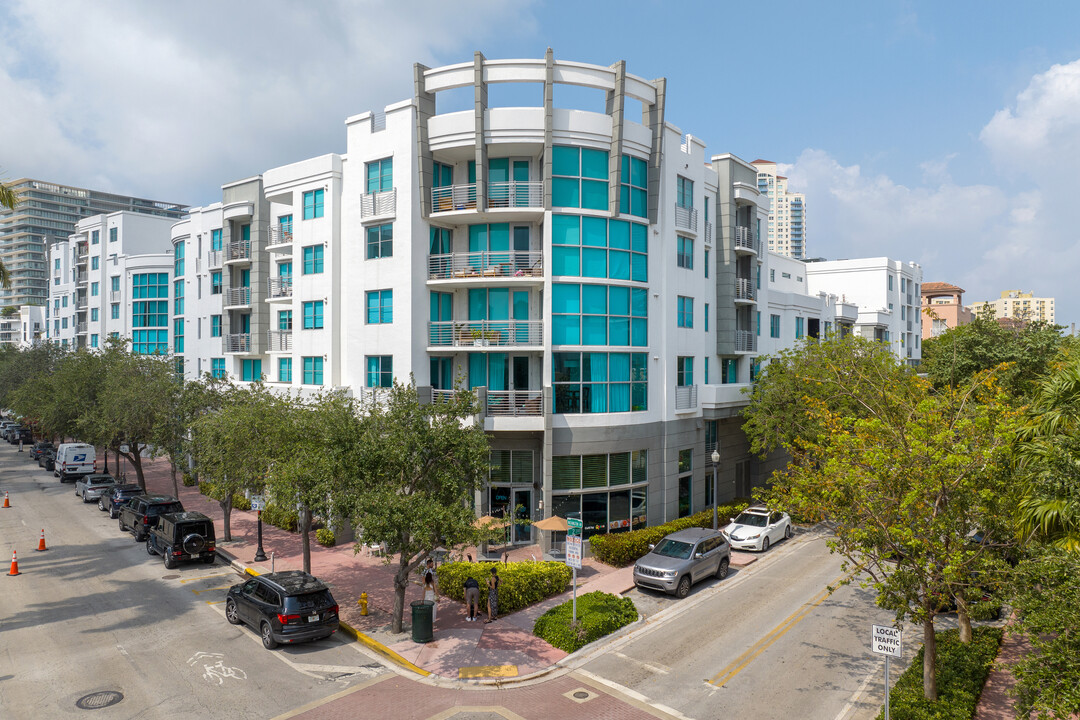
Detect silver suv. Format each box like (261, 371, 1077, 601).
(633, 527, 730, 598)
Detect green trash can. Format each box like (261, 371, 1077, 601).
(411, 600, 434, 643)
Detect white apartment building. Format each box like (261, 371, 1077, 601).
(804, 257, 924, 366)
(48, 212, 175, 352)
(752, 160, 806, 259)
(968, 290, 1056, 325)
(167, 53, 867, 543)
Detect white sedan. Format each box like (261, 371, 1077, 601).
(722, 506, 792, 551)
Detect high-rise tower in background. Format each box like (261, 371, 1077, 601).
(751, 160, 805, 259)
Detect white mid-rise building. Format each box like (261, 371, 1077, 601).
(804, 257, 924, 366)
(752, 160, 806, 259)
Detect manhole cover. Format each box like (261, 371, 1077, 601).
(573, 692, 590, 699)
(76, 691, 123, 709)
(161, 574, 180, 580)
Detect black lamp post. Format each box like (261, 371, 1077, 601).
(254, 509, 267, 562)
(711, 447, 721, 530)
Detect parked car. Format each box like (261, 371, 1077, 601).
(0, 420, 17, 438)
(75, 473, 119, 503)
(145, 511, 217, 568)
(722, 506, 793, 552)
(633, 528, 731, 598)
(118, 495, 184, 541)
(54, 442, 96, 483)
(29, 441, 54, 461)
(38, 447, 56, 472)
(225, 571, 339, 649)
(4, 424, 22, 442)
(12, 426, 34, 445)
(98, 484, 144, 519)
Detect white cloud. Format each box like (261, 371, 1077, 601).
(0, 0, 537, 204)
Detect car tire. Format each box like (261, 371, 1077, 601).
(761, 537, 770, 552)
(135, 529, 146, 542)
(98, 499, 106, 511)
(261, 622, 278, 649)
(82, 493, 91, 503)
(202, 555, 216, 565)
(675, 575, 691, 599)
(163, 551, 177, 570)
(109, 506, 118, 519)
(225, 599, 241, 625)
(146, 538, 156, 556)
(119, 518, 126, 532)
(785, 524, 793, 540)
(716, 558, 730, 580)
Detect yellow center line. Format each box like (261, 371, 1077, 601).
(179, 573, 232, 584)
(708, 571, 852, 687)
(191, 586, 232, 595)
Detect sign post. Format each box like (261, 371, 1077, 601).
(871, 625, 902, 720)
(566, 514, 583, 622)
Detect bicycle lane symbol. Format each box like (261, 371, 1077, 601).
(187, 652, 248, 685)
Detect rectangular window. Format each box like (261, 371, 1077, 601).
(211, 358, 226, 379)
(302, 356, 324, 385)
(111, 276, 120, 292)
(888, 275, 894, 291)
(677, 296, 694, 328)
(795, 317, 804, 339)
(173, 318, 184, 353)
(62, 318, 68, 329)
(174, 242, 185, 277)
(365, 158, 393, 193)
(366, 224, 393, 259)
(302, 300, 324, 329)
(552, 283, 648, 347)
(619, 154, 648, 217)
(210, 315, 222, 337)
(704, 249, 709, 278)
(90, 334, 98, 349)
(302, 189, 324, 219)
(676, 236, 694, 269)
(173, 279, 184, 315)
(302, 245, 324, 274)
(552, 145, 609, 211)
(704, 303, 709, 332)
(677, 356, 694, 386)
(676, 176, 694, 208)
(210, 271, 222, 294)
(756, 311, 761, 336)
(109, 227, 117, 242)
(552, 215, 648, 282)
(770, 314, 781, 338)
(63, 296, 68, 308)
(241, 359, 262, 382)
(91, 308, 98, 322)
(91, 230, 99, 245)
(705, 356, 710, 385)
(54, 257, 60, 271)
(553, 352, 647, 414)
(91, 282, 99, 297)
(111, 304, 119, 320)
(365, 356, 393, 388)
(278, 310, 293, 331)
(211, 229, 223, 251)
(366, 290, 393, 324)
(91, 256, 99, 270)
(278, 358, 292, 383)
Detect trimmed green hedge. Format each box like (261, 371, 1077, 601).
(436, 561, 571, 615)
(877, 627, 1004, 720)
(315, 528, 335, 547)
(260, 503, 298, 532)
(589, 500, 752, 567)
(533, 591, 638, 653)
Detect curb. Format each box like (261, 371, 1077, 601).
(215, 546, 430, 678)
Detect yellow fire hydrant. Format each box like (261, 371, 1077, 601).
(358, 592, 369, 616)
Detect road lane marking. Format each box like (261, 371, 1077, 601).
(833, 656, 885, 720)
(179, 572, 232, 584)
(191, 586, 232, 595)
(613, 651, 671, 675)
(707, 570, 852, 687)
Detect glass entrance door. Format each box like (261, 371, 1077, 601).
(514, 489, 532, 543)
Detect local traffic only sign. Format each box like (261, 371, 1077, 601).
(871, 625, 902, 719)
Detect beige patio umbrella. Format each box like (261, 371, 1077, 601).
(473, 514, 509, 528)
(533, 515, 568, 556)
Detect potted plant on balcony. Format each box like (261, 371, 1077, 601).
(471, 328, 488, 346)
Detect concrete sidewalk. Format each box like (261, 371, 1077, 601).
(131, 455, 747, 682)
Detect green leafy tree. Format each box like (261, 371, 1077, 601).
(747, 341, 1019, 702)
(0, 343, 65, 425)
(0, 176, 17, 288)
(343, 381, 490, 634)
(189, 382, 289, 541)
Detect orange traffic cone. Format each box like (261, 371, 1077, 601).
(2, 492, 9, 508)
(37, 529, 47, 552)
(6, 550, 19, 576)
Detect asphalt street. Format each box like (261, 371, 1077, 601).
(0, 445, 386, 720)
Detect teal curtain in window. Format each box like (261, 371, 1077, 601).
(552, 247, 579, 275)
(552, 284, 580, 314)
(582, 217, 607, 246)
(609, 251, 630, 279)
(469, 353, 487, 389)
(552, 215, 580, 245)
(581, 180, 608, 210)
(553, 315, 580, 344)
(488, 158, 508, 182)
(513, 291, 528, 343)
(582, 316, 607, 344)
(469, 289, 486, 321)
(552, 146, 579, 176)
(552, 178, 579, 207)
(581, 248, 606, 277)
(488, 353, 507, 391)
(609, 220, 630, 249)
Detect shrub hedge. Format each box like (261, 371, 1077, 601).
(260, 503, 298, 532)
(533, 591, 638, 653)
(589, 499, 752, 567)
(436, 561, 571, 615)
(315, 528, 336, 547)
(876, 627, 1003, 720)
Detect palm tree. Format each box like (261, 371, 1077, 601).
(0, 177, 16, 289)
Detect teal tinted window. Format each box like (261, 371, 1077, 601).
(552, 283, 647, 348)
(581, 148, 609, 179)
(552, 146, 579, 176)
(581, 180, 607, 210)
(554, 352, 647, 414)
(278, 358, 292, 382)
(551, 215, 647, 283)
(552, 246, 580, 276)
(552, 215, 580, 245)
(552, 283, 580, 314)
(552, 177, 579, 207)
(366, 158, 393, 193)
(552, 146, 609, 210)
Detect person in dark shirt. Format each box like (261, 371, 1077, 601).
(463, 577, 480, 621)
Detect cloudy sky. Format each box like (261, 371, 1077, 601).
(3, 1, 1080, 324)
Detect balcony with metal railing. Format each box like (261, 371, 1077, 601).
(224, 333, 251, 353)
(428, 320, 543, 349)
(226, 240, 251, 263)
(266, 330, 292, 352)
(674, 204, 698, 233)
(75, 271, 88, 285)
(360, 188, 397, 219)
(431, 184, 478, 213)
(675, 384, 698, 410)
(267, 225, 293, 248)
(208, 250, 223, 269)
(225, 287, 251, 307)
(428, 251, 543, 282)
(75, 322, 87, 335)
(735, 330, 757, 353)
(75, 296, 87, 310)
(110, 290, 121, 302)
(487, 181, 542, 209)
(735, 277, 756, 302)
(486, 390, 543, 417)
(267, 277, 292, 300)
(734, 226, 758, 254)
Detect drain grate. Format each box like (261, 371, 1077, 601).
(564, 688, 598, 704)
(76, 691, 123, 710)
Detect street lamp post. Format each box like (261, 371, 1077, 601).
(254, 510, 268, 562)
(711, 447, 721, 530)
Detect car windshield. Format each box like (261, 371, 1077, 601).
(653, 539, 694, 559)
(149, 503, 184, 516)
(734, 513, 769, 528)
(287, 590, 335, 611)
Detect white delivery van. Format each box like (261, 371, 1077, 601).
(55, 443, 96, 483)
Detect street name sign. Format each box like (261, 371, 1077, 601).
(871, 625, 902, 658)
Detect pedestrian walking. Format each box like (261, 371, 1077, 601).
(464, 576, 480, 621)
(485, 566, 500, 623)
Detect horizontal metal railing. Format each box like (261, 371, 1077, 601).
(675, 385, 698, 410)
(75, 322, 87, 334)
(431, 184, 478, 212)
(486, 390, 543, 417)
(266, 330, 292, 352)
(224, 333, 251, 353)
(208, 250, 223, 268)
(704, 220, 713, 241)
(225, 287, 251, 306)
(735, 330, 757, 353)
(428, 320, 543, 348)
(267, 276, 292, 299)
(428, 251, 543, 280)
(674, 204, 698, 233)
(226, 240, 251, 262)
(487, 181, 542, 209)
(268, 226, 293, 245)
(734, 226, 757, 253)
(360, 189, 396, 218)
(735, 277, 755, 301)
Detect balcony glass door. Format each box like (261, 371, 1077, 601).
(512, 356, 529, 391)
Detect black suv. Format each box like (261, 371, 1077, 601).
(10, 426, 33, 445)
(118, 495, 184, 541)
(225, 571, 339, 649)
(29, 441, 54, 461)
(98, 484, 144, 518)
(38, 447, 56, 471)
(145, 511, 216, 568)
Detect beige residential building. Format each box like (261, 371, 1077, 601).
(968, 290, 1055, 324)
(752, 160, 806, 259)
